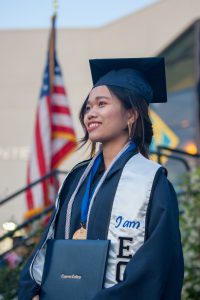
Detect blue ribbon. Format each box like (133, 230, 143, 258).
(80, 142, 136, 225)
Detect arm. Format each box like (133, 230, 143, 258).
(18, 209, 56, 300)
(93, 171, 184, 300)
(18, 164, 85, 300)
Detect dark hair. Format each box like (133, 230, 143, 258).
(79, 86, 153, 158)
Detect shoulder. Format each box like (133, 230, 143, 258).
(129, 153, 167, 176)
(152, 167, 175, 203)
(70, 158, 92, 174)
(150, 166, 177, 212)
(62, 157, 92, 180)
(126, 154, 168, 190)
(58, 158, 92, 199)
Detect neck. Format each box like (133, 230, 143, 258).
(102, 136, 129, 170)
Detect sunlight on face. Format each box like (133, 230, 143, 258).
(83, 85, 130, 145)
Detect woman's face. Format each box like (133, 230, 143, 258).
(83, 85, 132, 144)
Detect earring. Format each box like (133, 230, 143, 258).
(128, 122, 133, 140)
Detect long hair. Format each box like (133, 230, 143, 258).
(79, 86, 153, 158)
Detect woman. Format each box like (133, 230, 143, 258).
(19, 57, 184, 300)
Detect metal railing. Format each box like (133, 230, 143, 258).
(0, 169, 67, 261)
(0, 169, 67, 207)
(150, 150, 190, 171)
(157, 145, 200, 166)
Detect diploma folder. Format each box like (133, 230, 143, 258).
(40, 239, 110, 300)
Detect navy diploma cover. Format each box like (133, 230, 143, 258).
(40, 239, 110, 300)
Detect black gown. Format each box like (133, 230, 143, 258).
(19, 150, 184, 300)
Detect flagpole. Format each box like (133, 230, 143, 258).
(49, 1, 59, 95)
(53, 0, 59, 15)
(49, 15, 56, 96)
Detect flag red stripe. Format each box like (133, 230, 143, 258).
(35, 110, 50, 206)
(52, 125, 76, 135)
(26, 162, 34, 210)
(52, 105, 70, 115)
(35, 111, 47, 175)
(53, 86, 66, 95)
(51, 141, 76, 168)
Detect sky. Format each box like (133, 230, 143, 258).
(0, 0, 158, 29)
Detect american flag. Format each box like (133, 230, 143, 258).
(26, 15, 76, 215)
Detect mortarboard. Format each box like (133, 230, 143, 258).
(89, 57, 167, 104)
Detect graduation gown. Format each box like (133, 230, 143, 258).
(19, 150, 184, 299)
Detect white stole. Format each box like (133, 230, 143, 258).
(105, 153, 161, 288)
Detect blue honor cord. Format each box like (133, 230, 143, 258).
(80, 153, 103, 225)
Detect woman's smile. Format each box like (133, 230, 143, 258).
(87, 122, 102, 132)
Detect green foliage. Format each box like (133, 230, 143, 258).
(0, 229, 41, 300)
(0, 265, 21, 300)
(179, 167, 200, 300)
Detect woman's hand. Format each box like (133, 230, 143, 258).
(32, 296, 39, 300)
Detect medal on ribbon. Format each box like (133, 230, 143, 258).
(72, 154, 103, 240)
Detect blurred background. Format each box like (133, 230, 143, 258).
(0, 0, 199, 299)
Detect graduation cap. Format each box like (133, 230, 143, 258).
(89, 57, 167, 104)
